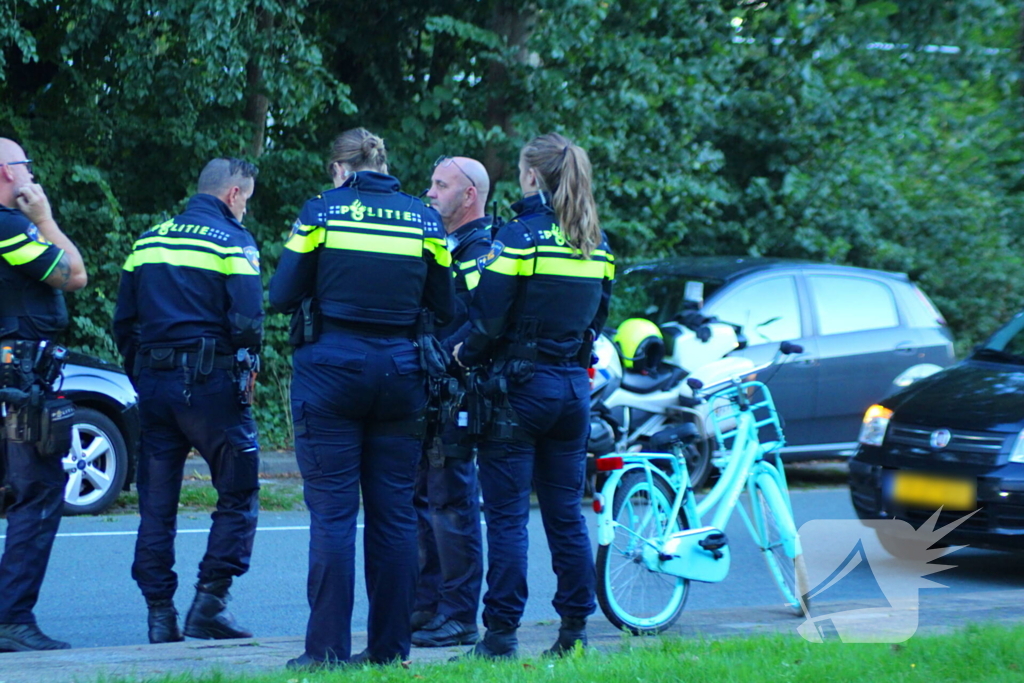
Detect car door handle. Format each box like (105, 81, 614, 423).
(894, 342, 916, 355)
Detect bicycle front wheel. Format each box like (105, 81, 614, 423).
(753, 472, 810, 616)
(596, 469, 689, 634)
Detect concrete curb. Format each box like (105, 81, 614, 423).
(3, 589, 1024, 683)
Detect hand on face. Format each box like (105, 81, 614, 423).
(15, 183, 54, 225)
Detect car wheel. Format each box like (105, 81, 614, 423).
(62, 407, 129, 516)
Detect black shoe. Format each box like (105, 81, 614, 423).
(0, 623, 71, 652)
(410, 610, 436, 631)
(450, 623, 517, 661)
(412, 614, 479, 647)
(183, 579, 253, 640)
(542, 616, 588, 657)
(147, 599, 184, 644)
(285, 650, 388, 671)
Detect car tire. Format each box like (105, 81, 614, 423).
(63, 407, 129, 516)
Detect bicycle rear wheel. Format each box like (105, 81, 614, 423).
(596, 469, 689, 634)
(752, 472, 810, 616)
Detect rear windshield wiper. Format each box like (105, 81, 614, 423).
(972, 347, 1024, 364)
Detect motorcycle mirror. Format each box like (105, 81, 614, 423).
(780, 341, 804, 355)
(686, 377, 704, 392)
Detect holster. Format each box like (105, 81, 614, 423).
(288, 298, 321, 347)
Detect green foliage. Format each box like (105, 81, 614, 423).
(2, 0, 1022, 445)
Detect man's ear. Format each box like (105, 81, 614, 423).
(464, 185, 478, 208)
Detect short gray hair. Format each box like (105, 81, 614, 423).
(197, 158, 258, 195)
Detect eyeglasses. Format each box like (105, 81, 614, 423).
(433, 156, 476, 188)
(4, 159, 32, 174)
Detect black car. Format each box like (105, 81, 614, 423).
(850, 309, 1024, 553)
(612, 257, 955, 459)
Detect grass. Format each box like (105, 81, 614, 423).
(102, 623, 1024, 683)
(109, 478, 307, 514)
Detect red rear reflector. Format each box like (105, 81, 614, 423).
(592, 493, 605, 514)
(596, 456, 624, 472)
(587, 367, 596, 379)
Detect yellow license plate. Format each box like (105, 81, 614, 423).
(889, 471, 977, 511)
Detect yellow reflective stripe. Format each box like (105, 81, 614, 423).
(135, 235, 243, 255)
(3, 239, 48, 266)
(605, 260, 616, 280)
(0, 233, 28, 249)
(127, 246, 257, 275)
(501, 246, 534, 256)
(40, 251, 63, 280)
(284, 225, 326, 254)
(423, 237, 452, 267)
(327, 220, 424, 236)
(534, 255, 607, 279)
(465, 270, 481, 290)
(325, 231, 422, 257)
(486, 253, 532, 276)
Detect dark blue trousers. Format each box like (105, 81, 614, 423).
(0, 439, 65, 624)
(477, 364, 597, 628)
(132, 367, 260, 602)
(291, 331, 426, 664)
(413, 437, 483, 625)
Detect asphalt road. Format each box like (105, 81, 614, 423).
(8, 483, 1024, 650)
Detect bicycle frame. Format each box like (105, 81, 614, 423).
(595, 379, 802, 583)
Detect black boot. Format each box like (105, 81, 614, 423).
(453, 621, 517, 660)
(542, 616, 588, 657)
(183, 579, 252, 640)
(0, 623, 70, 652)
(146, 599, 184, 644)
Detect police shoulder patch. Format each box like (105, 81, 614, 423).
(477, 241, 504, 271)
(243, 246, 261, 273)
(25, 223, 46, 244)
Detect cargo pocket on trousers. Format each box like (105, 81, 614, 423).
(219, 423, 260, 493)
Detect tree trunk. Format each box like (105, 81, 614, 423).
(244, 8, 274, 158)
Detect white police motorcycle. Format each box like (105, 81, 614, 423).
(588, 311, 755, 490)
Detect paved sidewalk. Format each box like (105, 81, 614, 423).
(2, 588, 1023, 683)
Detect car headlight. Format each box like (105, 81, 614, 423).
(858, 404, 893, 447)
(1009, 429, 1024, 463)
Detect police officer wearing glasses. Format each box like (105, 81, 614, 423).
(454, 133, 614, 659)
(411, 155, 492, 648)
(114, 158, 263, 645)
(0, 137, 87, 652)
(270, 128, 454, 670)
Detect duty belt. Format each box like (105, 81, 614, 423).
(321, 317, 415, 339)
(140, 348, 234, 371)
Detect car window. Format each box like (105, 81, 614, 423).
(609, 271, 725, 327)
(706, 276, 801, 344)
(809, 275, 899, 336)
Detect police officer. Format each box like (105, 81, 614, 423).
(269, 128, 454, 669)
(411, 156, 492, 648)
(0, 138, 87, 652)
(454, 133, 614, 658)
(113, 158, 263, 644)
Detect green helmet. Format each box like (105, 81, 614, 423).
(613, 318, 665, 371)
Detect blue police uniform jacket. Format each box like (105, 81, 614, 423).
(112, 194, 264, 363)
(438, 215, 492, 347)
(0, 205, 68, 341)
(269, 171, 454, 328)
(460, 193, 614, 365)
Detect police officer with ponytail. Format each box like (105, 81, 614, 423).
(270, 128, 454, 669)
(454, 133, 614, 659)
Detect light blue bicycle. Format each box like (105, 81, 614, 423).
(593, 343, 810, 634)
